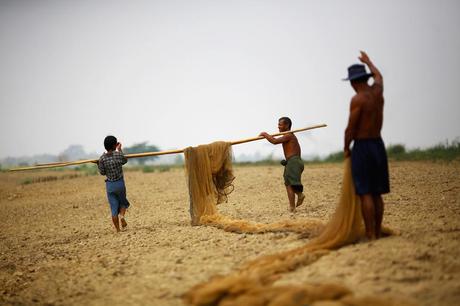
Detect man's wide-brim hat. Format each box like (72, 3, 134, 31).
(343, 64, 373, 81)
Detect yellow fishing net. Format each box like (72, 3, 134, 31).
(184, 141, 235, 225)
(184, 141, 324, 234)
(183, 142, 406, 306)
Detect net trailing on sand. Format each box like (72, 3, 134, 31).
(183, 142, 408, 306)
(184, 141, 324, 234)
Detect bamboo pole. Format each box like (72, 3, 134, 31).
(9, 123, 327, 171)
(230, 123, 327, 145)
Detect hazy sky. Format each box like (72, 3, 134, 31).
(1, 0, 459, 160)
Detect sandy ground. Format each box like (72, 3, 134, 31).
(1, 161, 459, 306)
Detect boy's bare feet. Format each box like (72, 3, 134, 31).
(121, 217, 127, 229)
(296, 193, 305, 207)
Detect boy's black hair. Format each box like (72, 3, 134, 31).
(278, 117, 292, 130)
(104, 135, 117, 151)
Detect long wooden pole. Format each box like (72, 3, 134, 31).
(230, 123, 326, 145)
(9, 123, 327, 171)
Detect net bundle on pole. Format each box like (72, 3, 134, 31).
(184, 141, 235, 226)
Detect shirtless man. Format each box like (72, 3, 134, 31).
(260, 117, 305, 212)
(344, 51, 390, 239)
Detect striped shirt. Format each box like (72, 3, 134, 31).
(98, 151, 127, 181)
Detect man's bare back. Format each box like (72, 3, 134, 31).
(351, 84, 384, 139)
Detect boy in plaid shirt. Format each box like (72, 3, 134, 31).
(97, 135, 130, 232)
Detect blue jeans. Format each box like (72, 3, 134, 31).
(105, 178, 130, 216)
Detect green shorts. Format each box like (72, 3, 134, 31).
(283, 156, 304, 193)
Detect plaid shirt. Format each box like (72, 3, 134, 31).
(98, 151, 127, 181)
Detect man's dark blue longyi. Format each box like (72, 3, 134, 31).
(351, 138, 390, 195)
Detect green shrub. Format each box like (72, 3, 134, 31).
(142, 165, 155, 173)
(323, 151, 344, 163)
(157, 166, 171, 172)
(387, 144, 406, 156)
(21, 178, 33, 185)
(75, 164, 98, 176)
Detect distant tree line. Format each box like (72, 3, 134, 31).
(124, 142, 160, 165)
(323, 139, 460, 163)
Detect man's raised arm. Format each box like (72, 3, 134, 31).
(359, 51, 383, 88)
